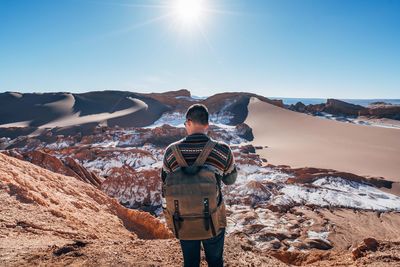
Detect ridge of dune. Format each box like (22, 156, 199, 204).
(245, 97, 400, 183)
(41, 93, 75, 113)
(36, 97, 148, 129)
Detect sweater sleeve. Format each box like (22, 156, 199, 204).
(221, 146, 237, 185)
(161, 146, 173, 183)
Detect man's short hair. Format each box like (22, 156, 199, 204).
(185, 104, 209, 125)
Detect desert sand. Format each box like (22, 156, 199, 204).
(245, 97, 400, 183)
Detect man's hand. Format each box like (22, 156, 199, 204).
(221, 166, 237, 185)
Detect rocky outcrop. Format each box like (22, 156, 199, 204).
(289, 98, 400, 120)
(101, 166, 162, 212)
(352, 238, 379, 260)
(359, 104, 400, 120)
(143, 125, 186, 147)
(0, 152, 171, 240)
(289, 99, 366, 116)
(275, 166, 394, 191)
(323, 99, 366, 116)
(2, 150, 102, 188)
(234, 123, 254, 141)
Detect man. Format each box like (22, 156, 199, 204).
(161, 104, 237, 267)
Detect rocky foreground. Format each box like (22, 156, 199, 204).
(0, 152, 290, 267)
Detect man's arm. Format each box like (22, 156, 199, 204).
(160, 146, 172, 184)
(221, 147, 237, 185)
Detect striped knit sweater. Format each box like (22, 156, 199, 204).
(161, 133, 237, 185)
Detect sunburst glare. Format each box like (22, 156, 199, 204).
(170, 0, 208, 31)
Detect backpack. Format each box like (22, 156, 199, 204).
(162, 139, 227, 240)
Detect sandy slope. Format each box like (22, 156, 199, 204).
(245, 97, 400, 183)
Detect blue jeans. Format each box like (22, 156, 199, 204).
(179, 228, 225, 267)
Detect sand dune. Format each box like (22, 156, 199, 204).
(245, 97, 400, 182)
(41, 92, 75, 112)
(0, 91, 171, 132)
(37, 97, 148, 129)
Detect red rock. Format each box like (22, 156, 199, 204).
(101, 166, 162, 211)
(63, 156, 102, 187)
(363, 237, 378, 251)
(351, 237, 379, 260)
(6, 150, 102, 188)
(0, 152, 172, 242)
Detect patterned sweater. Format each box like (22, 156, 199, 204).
(161, 132, 237, 185)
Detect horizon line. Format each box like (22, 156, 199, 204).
(1, 89, 400, 100)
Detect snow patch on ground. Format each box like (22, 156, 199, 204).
(146, 111, 238, 129)
(83, 152, 157, 176)
(145, 112, 185, 128)
(227, 163, 400, 211)
(271, 177, 400, 211)
(316, 112, 400, 129)
(308, 230, 330, 244)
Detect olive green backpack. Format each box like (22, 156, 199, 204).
(162, 139, 227, 240)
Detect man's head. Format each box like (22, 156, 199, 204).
(184, 104, 209, 135)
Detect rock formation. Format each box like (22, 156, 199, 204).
(289, 98, 400, 120)
(2, 150, 102, 188)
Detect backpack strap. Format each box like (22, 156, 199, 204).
(193, 140, 216, 166)
(171, 144, 188, 167)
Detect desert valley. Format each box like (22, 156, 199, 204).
(1, 89, 400, 266)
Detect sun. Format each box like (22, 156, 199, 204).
(171, 0, 207, 27)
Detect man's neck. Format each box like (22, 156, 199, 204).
(188, 131, 207, 136)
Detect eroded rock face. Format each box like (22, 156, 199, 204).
(143, 125, 186, 147)
(2, 150, 102, 188)
(0, 153, 172, 241)
(101, 166, 162, 212)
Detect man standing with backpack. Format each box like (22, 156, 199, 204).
(161, 104, 238, 267)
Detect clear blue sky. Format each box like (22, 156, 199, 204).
(1, 0, 399, 98)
